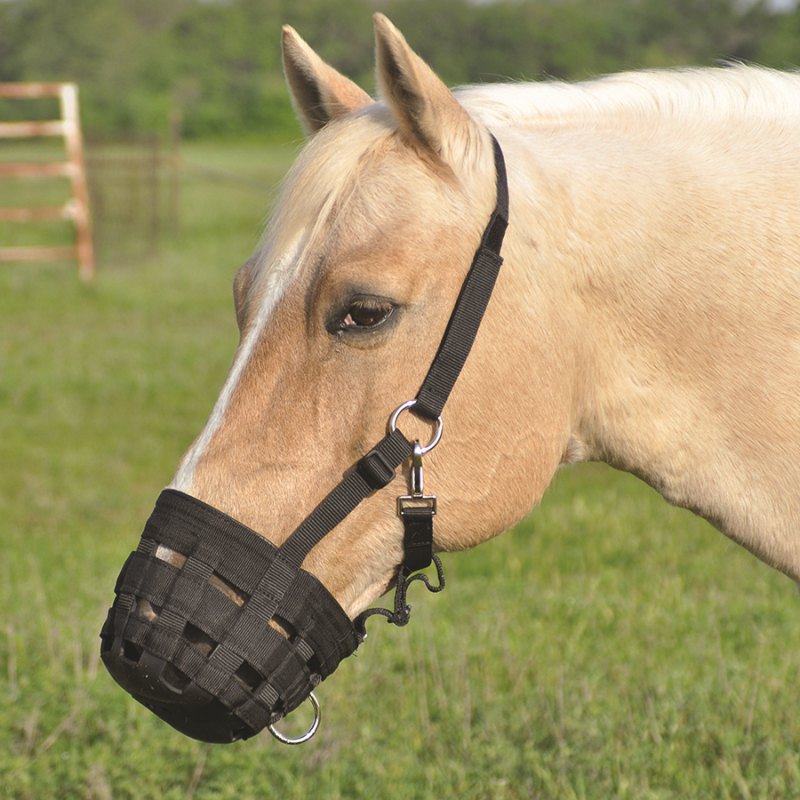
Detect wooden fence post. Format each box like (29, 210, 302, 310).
(0, 82, 95, 281)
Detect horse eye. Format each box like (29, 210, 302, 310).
(342, 301, 394, 329)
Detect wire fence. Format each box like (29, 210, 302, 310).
(1, 118, 274, 272)
(84, 131, 179, 268)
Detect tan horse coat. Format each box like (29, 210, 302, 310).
(170, 16, 800, 616)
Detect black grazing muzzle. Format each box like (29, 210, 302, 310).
(100, 135, 508, 745)
(100, 489, 360, 743)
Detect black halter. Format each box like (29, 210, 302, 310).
(100, 135, 509, 744)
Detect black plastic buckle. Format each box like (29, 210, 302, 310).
(356, 447, 396, 491)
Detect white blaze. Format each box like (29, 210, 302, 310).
(169, 239, 302, 493)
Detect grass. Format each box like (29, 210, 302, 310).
(1, 141, 800, 799)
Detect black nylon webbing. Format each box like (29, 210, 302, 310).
(279, 428, 414, 567)
(278, 135, 508, 570)
(414, 137, 509, 421)
(400, 506, 435, 572)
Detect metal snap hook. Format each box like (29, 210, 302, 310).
(268, 692, 321, 745)
(397, 440, 438, 516)
(389, 400, 443, 455)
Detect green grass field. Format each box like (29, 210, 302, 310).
(1, 142, 799, 800)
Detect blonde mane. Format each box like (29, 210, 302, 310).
(240, 65, 800, 329)
(244, 104, 485, 327)
(457, 65, 800, 136)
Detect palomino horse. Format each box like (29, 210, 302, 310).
(101, 15, 800, 744)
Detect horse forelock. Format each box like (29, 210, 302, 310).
(242, 105, 494, 315)
(172, 106, 495, 496)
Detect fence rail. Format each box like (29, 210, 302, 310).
(0, 82, 95, 281)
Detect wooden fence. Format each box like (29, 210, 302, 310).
(0, 82, 95, 281)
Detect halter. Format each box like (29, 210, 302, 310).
(100, 135, 509, 745)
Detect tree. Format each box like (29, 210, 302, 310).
(0, 0, 796, 138)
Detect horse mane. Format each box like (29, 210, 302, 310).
(246, 65, 800, 320)
(270, 66, 800, 238)
(456, 65, 800, 134)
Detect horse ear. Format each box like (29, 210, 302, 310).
(282, 26, 372, 136)
(374, 14, 477, 163)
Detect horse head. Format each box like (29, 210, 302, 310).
(100, 15, 570, 744)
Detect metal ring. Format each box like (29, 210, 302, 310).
(268, 692, 321, 745)
(388, 400, 443, 455)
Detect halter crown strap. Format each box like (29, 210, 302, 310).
(277, 134, 508, 570)
(414, 136, 509, 421)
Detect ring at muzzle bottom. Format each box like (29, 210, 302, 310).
(100, 489, 361, 743)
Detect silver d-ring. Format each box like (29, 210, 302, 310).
(389, 400, 443, 455)
(268, 692, 321, 745)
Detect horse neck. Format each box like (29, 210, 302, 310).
(498, 120, 800, 580)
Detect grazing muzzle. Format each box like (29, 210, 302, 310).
(100, 489, 359, 743)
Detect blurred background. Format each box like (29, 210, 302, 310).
(1, 0, 800, 140)
(3, 3, 800, 798)
(2, 0, 800, 269)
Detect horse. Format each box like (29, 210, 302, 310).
(100, 14, 800, 744)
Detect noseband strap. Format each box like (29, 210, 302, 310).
(101, 135, 509, 744)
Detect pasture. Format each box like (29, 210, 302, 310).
(1, 141, 799, 799)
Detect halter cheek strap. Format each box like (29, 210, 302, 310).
(356, 143, 510, 627)
(282, 133, 508, 581)
(260, 134, 507, 640)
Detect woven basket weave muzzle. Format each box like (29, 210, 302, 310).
(100, 489, 360, 743)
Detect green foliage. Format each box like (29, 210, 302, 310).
(0, 0, 798, 139)
(378, 0, 787, 83)
(1, 143, 800, 798)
